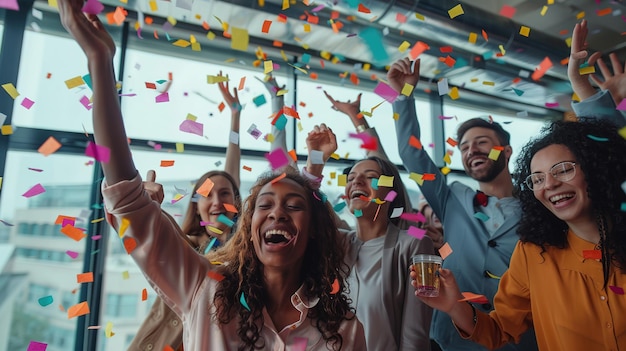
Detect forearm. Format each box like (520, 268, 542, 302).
(449, 301, 477, 336)
(224, 111, 241, 187)
(89, 57, 136, 183)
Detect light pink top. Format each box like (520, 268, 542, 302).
(102, 174, 366, 351)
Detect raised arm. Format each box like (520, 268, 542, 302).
(58, 0, 135, 183)
(304, 123, 337, 183)
(323, 91, 389, 160)
(257, 74, 297, 170)
(588, 52, 626, 106)
(217, 71, 241, 188)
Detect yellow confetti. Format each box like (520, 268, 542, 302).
(172, 39, 191, 47)
(303, 24, 311, 32)
(401, 83, 414, 96)
(119, 218, 130, 237)
(1, 125, 13, 135)
(409, 172, 424, 186)
(415, 12, 425, 21)
(264, 60, 273, 74)
(448, 86, 459, 100)
(337, 174, 347, 186)
(398, 41, 411, 52)
(488, 148, 501, 160)
(207, 31, 216, 40)
(441, 166, 451, 175)
(565, 37, 572, 48)
(519, 26, 530, 37)
(191, 42, 201, 51)
(540, 6, 548, 16)
(393, 112, 400, 120)
(579, 66, 596, 75)
(167, 16, 177, 26)
(208, 226, 223, 234)
(378, 175, 394, 187)
(148, 0, 157, 11)
(498, 45, 506, 55)
(330, 153, 340, 160)
(468, 32, 478, 44)
(65, 76, 85, 89)
(105, 322, 114, 338)
(448, 4, 464, 19)
(576, 11, 585, 20)
(483, 81, 495, 86)
(443, 153, 452, 164)
(1, 83, 19, 99)
(330, 172, 336, 179)
(176, 143, 184, 153)
(122, 271, 130, 279)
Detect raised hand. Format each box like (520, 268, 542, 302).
(589, 52, 626, 105)
(217, 71, 241, 112)
(324, 91, 362, 121)
(387, 58, 420, 94)
(58, 0, 115, 61)
(306, 123, 337, 163)
(143, 170, 165, 204)
(256, 74, 285, 97)
(568, 20, 598, 100)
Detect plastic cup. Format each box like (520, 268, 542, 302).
(412, 254, 442, 297)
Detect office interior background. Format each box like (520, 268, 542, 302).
(0, 0, 624, 350)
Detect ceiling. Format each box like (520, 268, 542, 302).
(97, 0, 625, 113)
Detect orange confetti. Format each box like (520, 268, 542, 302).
(560, 57, 569, 66)
(67, 301, 90, 319)
(238, 76, 246, 91)
(207, 270, 225, 281)
(596, 8, 612, 16)
(409, 41, 430, 60)
(512, 77, 522, 84)
(409, 135, 423, 149)
(196, 178, 215, 197)
(218, 102, 226, 112)
(261, 20, 272, 33)
(446, 137, 458, 147)
(144, 16, 153, 25)
(350, 73, 360, 85)
(77, 272, 94, 283)
(277, 14, 287, 23)
(481, 29, 489, 42)
(583, 249, 602, 260)
(422, 173, 436, 181)
(270, 172, 287, 184)
(243, 165, 252, 172)
(61, 225, 87, 241)
(357, 3, 371, 13)
(223, 203, 239, 213)
(201, 21, 209, 30)
(330, 11, 340, 19)
(438, 242, 453, 259)
(141, 288, 148, 301)
(288, 149, 297, 161)
(330, 278, 340, 294)
(160, 160, 175, 167)
(459, 291, 488, 303)
(163, 346, 175, 351)
(123, 237, 137, 254)
(531, 57, 553, 81)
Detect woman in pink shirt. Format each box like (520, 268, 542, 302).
(58, 2, 365, 350)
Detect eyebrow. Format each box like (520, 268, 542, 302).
(459, 135, 492, 146)
(531, 160, 576, 173)
(258, 191, 307, 201)
(348, 168, 381, 175)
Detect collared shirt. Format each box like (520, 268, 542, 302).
(467, 231, 626, 350)
(102, 174, 365, 351)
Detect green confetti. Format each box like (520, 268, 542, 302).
(240, 292, 250, 311)
(38, 295, 54, 307)
(586, 134, 609, 142)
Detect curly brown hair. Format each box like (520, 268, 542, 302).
(513, 119, 626, 286)
(206, 169, 354, 350)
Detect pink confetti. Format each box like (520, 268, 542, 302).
(609, 286, 624, 295)
(21, 97, 35, 109)
(616, 98, 626, 111)
(407, 225, 426, 239)
(82, 0, 104, 14)
(438, 115, 455, 120)
(401, 212, 426, 223)
(348, 132, 378, 151)
(0, 0, 19, 10)
(22, 183, 46, 198)
(179, 119, 204, 136)
(155, 92, 169, 103)
(544, 102, 559, 108)
(384, 190, 397, 202)
(27, 341, 47, 351)
(28, 167, 44, 172)
(61, 218, 76, 227)
(289, 337, 308, 351)
(79, 95, 92, 110)
(373, 81, 399, 103)
(265, 148, 290, 170)
(85, 141, 111, 163)
(66, 250, 79, 259)
(91, 235, 102, 240)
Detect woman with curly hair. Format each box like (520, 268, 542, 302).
(57, 2, 365, 350)
(412, 119, 626, 350)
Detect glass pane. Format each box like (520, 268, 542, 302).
(120, 49, 286, 152)
(443, 103, 545, 172)
(97, 150, 283, 351)
(12, 29, 121, 132)
(295, 79, 434, 164)
(1, 151, 96, 351)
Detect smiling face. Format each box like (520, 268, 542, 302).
(530, 144, 593, 226)
(250, 178, 311, 269)
(345, 159, 391, 217)
(196, 175, 237, 233)
(459, 127, 510, 182)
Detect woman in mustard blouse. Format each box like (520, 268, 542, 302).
(412, 119, 626, 350)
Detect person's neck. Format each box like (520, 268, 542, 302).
(263, 267, 302, 329)
(355, 207, 389, 241)
(478, 170, 514, 199)
(568, 216, 601, 244)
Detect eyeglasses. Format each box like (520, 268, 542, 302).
(525, 161, 577, 191)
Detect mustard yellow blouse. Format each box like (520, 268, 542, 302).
(465, 230, 626, 350)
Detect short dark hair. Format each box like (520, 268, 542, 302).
(456, 117, 511, 146)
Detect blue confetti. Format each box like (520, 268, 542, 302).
(473, 212, 490, 222)
(240, 292, 250, 311)
(586, 134, 609, 142)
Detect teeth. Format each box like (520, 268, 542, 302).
(550, 194, 574, 203)
(350, 190, 369, 199)
(264, 229, 293, 241)
(471, 159, 485, 167)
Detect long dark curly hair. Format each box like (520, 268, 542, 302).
(513, 119, 626, 286)
(206, 169, 354, 350)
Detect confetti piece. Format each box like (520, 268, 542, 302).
(1, 83, 19, 99)
(61, 225, 87, 241)
(448, 4, 464, 19)
(67, 301, 90, 319)
(196, 178, 215, 197)
(160, 160, 175, 167)
(66, 250, 79, 259)
(240, 292, 250, 311)
(373, 81, 399, 103)
(123, 237, 137, 254)
(438, 242, 453, 259)
(330, 278, 340, 294)
(354, 209, 363, 218)
(499, 4, 516, 18)
(459, 292, 488, 304)
(488, 148, 501, 160)
(77, 272, 94, 283)
(586, 134, 609, 142)
(519, 26, 530, 37)
(473, 212, 489, 221)
(27, 341, 47, 351)
(141, 288, 148, 301)
(37, 136, 62, 156)
(583, 249, 602, 260)
(531, 57, 553, 81)
(266, 148, 290, 170)
(179, 119, 204, 136)
(22, 183, 46, 198)
(85, 141, 111, 163)
(407, 225, 426, 239)
(409, 41, 430, 60)
(38, 295, 54, 307)
(65, 76, 85, 89)
(609, 286, 625, 295)
(207, 270, 225, 281)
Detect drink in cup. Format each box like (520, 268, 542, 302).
(412, 254, 442, 297)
